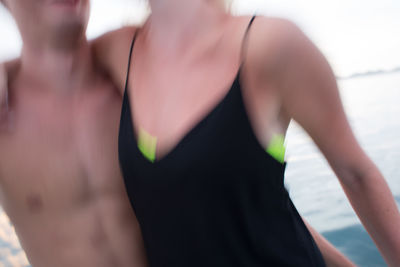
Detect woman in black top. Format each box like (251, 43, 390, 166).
(93, 0, 400, 266)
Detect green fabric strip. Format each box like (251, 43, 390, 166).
(266, 134, 286, 164)
(137, 128, 157, 163)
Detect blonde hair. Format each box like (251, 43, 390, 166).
(143, 0, 233, 12)
(133, 0, 233, 23)
(217, 0, 233, 11)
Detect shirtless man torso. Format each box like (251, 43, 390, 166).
(0, 0, 147, 266)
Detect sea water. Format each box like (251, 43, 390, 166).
(285, 71, 400, 267)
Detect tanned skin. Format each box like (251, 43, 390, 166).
(0, 1, 147, 266)
(92, 0, 400, 266)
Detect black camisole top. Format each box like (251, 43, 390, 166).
(119, 16, 326, 267)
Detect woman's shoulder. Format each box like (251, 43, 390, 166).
(239, 15, 335, 111)
(244, 15, 309, 62)
(247, 15, 305, 43)
(242, 15, 322, 81)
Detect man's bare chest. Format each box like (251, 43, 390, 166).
(0, 94, 122, 215)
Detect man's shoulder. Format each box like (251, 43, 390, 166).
(0, 59, 20, 130)
(1, 58, 21, 87)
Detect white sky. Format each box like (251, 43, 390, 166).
(0, 0, 399, 77)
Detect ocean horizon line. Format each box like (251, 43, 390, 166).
(337, 67, 400, 80)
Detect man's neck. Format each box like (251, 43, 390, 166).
(18, 39, 95, 93)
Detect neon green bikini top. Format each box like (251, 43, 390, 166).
(138, 127, 285, 164)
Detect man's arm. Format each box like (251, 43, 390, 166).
(303, 218, 356, 267)
(91, 26, 138, 94)
(0, 59, 19, 130)
(274, 20, 400, 266)
(0, 63, 8, 127)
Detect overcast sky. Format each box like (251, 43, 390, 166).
(0, 0, 399, 77)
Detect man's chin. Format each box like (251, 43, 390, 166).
(44, 0, 89, 29)
(46, 20, 87, 49)
(47, 0, 82, 13)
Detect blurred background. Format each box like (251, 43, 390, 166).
(0, 0, 399, 266)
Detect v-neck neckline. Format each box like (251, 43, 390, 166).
(124, 67, 242, 164)
(121, 15, 257, 164)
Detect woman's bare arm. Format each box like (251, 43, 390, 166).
(272, 19, 400, 266)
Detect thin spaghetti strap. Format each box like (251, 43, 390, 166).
(240, 15, 257, 64)
(123, 31, 139, 94)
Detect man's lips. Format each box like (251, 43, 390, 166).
(51, 0, 79, 7)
